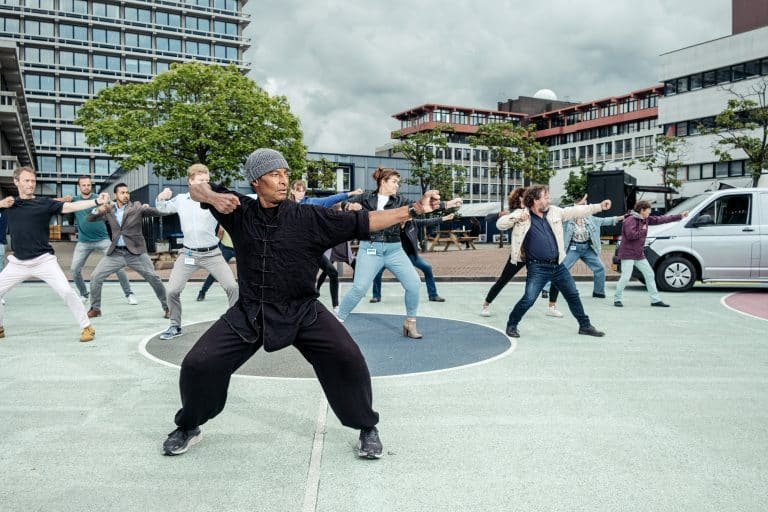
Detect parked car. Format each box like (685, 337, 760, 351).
(630, 187, 768, 291)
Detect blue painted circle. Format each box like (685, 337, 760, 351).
(145, 313, 511, 378)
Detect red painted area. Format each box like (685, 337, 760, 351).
(724, 292, 768, 320)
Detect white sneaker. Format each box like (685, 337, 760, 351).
(126, 293, 139, 305)
(546, 305, 563, 318)
(333, 306, 340, 315)
(480, 304, 490, 317)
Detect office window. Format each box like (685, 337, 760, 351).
(93, 158, 119, 176)
(156, 36, 182, 52)
(215, 0, 237, 10)
(92, 2, 119, 18)
(0, 17, 19, 32)
(24, 20, 54, 36)
(60, 0, 87, 13)
(687, 165, 701, 180)
(729, 160, 744, 177)
(214, 21, 238, 36)
(28, 0, 55, 8)
(156, 11, 181, 27)
(702, 70, 716, 88)
(731, 63, 746, 81)
(185, 15, 210, 32)
(124, 6, 151, 22)
(60, 130, 88, 148)
(60, 77, 89, 94)
(214, 44, 238, 60)
(762, 58, 768, 76)
(37, 156, 56, 174)
(186, 41, 210, 56)
(93, 54, 121, 71)
(701, 163, 714, 179)
(27, 101, 55, 118)
(59, 50, 88, 67)
(676, 121, 688, 137)
(24, 73, 55, 91)
(33, 128, 56, 146)
(60, 103, 78, 121)
(92, 28, 120, 45)
(745, 60, 760, 78)
(716, 67, 731, 84)
(156, 62, 170, 74)
(715, 162, 729, 178)
(125, 58, 152, 75)
(125, 32, 152, 49)
(59, 24, 88, 40)
(24, 47, 54, 64)
(689, 73, 703, 90)
(92, 80, 110, 94)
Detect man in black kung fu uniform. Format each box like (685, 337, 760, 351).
(162, 148, 442, 459)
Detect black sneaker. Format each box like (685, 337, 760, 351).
(369, 297, 381, 303)
(196, 291, 206, 302)
(163, 427, 202, 456)
(578, 325, 605, 337)
(592, 292, 606, 298)
(429, 296, 446, 302)
(614, 301, 623, 308)
(505, 326, 520, 338)
(358, 426, 383, 459)
(651, 301, 670, 307)
(541, 290, 549, 299)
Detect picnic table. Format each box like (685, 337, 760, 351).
(428, 229, 479, 251)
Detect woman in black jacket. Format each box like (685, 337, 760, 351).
(336, 167, 459, 338)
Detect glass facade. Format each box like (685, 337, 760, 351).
(0, 0, 250, 195)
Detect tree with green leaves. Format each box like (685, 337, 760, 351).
(707, 77, 768, 187)
(468, 122, 553, 212)
(561, 160, 605, 205)
(301, 157, 338, 190)
(76, 62, 306, 185)
(635, 134, 688, 210)
(391, 125, 465, 199)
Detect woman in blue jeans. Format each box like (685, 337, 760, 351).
(370, 214, 455, 303)
(336, 167, 457, 339)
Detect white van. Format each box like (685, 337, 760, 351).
(641, 187, 768, 291)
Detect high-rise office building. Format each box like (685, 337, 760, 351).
(0, 0, 250, 198)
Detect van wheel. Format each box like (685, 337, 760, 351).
(655, 257, 696, 292)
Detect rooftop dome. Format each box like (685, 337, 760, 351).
(533, 89, 557, 101)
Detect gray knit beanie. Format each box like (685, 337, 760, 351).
(243, 148, 289, 182)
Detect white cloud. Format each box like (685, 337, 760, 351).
(244, 0, 730, 154)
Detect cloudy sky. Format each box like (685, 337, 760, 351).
(244, 0, 731, 155)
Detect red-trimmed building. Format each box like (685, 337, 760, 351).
(381, 87, 664, 204)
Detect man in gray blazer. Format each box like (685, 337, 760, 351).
(86, 182, 169, 318)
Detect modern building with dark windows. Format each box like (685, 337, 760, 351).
(659, 17, 768, 195)
(0, 38, 35, 197)
(378, 103, 526, 204)
(530, 85, 664, 201)
(0, 0, 250, 199)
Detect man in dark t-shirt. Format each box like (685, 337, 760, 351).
(0, 166, 110, 342)
(162, 148, 441, 461)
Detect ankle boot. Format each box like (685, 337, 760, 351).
(402, 318, 423, 339)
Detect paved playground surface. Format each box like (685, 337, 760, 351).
(1, 278, 766, 512)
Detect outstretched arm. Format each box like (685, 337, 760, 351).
(62, 192, 111, 214)
(368, 190, 441, 232)
(188, 182, 240, 214)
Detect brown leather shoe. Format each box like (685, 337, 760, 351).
(87, 308, 101, 318)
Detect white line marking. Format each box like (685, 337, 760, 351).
(301, 399, 328, 512)
(720, 292, 768, 322)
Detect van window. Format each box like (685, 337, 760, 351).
(698, 194, 751, 225)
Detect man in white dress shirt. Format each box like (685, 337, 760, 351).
(155, 164, 238, 340)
